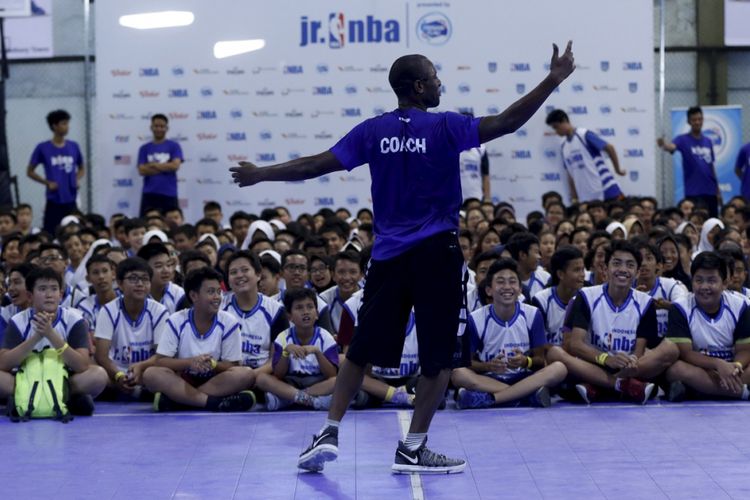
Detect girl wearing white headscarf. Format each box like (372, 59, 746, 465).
(696, 218, 724, 253)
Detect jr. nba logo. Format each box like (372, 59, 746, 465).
(600, 61, 609, 71)
(329, 13, 345, 48)
(630, 171, 639, 182)
(516, 83, 526, 94)
(629, 82, 638, 93)
(488, 62, 497, 73)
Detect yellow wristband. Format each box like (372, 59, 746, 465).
(282, 350, 290, 358)
(526, 356, 533, 369)
(734, 361, 743, 370)
(56, 343, 70, 356)
(210, 358, 218, 370)
(596, 353, 609, 366)
(114, 371, 126, 382)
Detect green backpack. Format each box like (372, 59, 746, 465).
(8, 347, 73, 422)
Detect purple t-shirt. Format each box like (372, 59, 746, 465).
(672, 133, 717, 197)
(137, 140, 183, 197)
(29, 140, 83, 204)
(735, 143, 750, 200)
(330, 108, 481, 260)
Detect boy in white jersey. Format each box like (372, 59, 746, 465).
(467, 250, 501, 312)
(137, 242, 185, 314)
(222, 250, 288, 374)
(39, 242, 88, 308)
(319, 251, 362, 334)
(718, 247, 750, 299)
(0, 263, 34, 345)
(634, 241, 688, 337)
(547, 240, 679, 404)
(94, 258, 168, 398)
(0, 267, 108, 415)
(273, 249, 327, 312)
(78, 254, 119, 351)
(665, 251, 750, 401)
(452, 258, 567, 409)
(255, 288, 339, 411)
(532, 246, 585, 346)
(506, 232, 550, 301)
(143, 267, 256, 412)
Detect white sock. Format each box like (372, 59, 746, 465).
(614, 378, 623, 392)
(319, 418, 340, 435)
(404, 432, 426, 451)
(741, 385, 750, 401)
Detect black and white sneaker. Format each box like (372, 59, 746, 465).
(391, 439, 465, 474)
(298, 426, 338, 472)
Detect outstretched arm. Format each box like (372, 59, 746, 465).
(479, 41, 576, 143)
(230, 151, 345, 187)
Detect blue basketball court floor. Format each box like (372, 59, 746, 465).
(2, 400, 750, 499)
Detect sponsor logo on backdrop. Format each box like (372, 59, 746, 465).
(257, 199, 277, 207)
(512, 150, 531, 159)
(486, 88, 500, 93)
(139, 90, 159, 98)
(286, 198, 305, 205)
(598, 128, 615, 137)
(226, 67, 245, 75)
(111, 69, 131, 77)
(200, 87, 213, 97)
(225, 200, 253, 207)
(338, 65, 363, 72)
(346, 196, 359, 204)
(600, 61, 610, 71)
(315, 197, 335, 206)
(255, 88, 275, 96)
(316, 63, 329, 73)
(318, 176, 331, 184)
(545, 105, 555, 114)
(227, 132, 247, 142)
(259, 130, 272, 140)
(488, 62, 497, 73)
(457, 65, 471, 71)
(568, 106, 588, 115)
(540, 172, 561, 181)
(171, 66, 184, 76)
(623, 61, 642, 70)
(345, 85, 358, 94)
(252, 66, 276, 74)
(511, 63, 530, 72)
(196, 178, 222, 185)
(197, 133, 217, 141)
(169, 134, 188, 142)
(300, 13, 400, 48)
(311, 110, 335, 118)
(621, 106, 646, 113)
(113, 178, 133, 187)
(366, 86, 389, 94)
(112, 91, 131, 99)
(630, 171, 640, 181)
(137, 135, 151, 141)
(628, 127, 640, 136)
(456, 107, 474, 114)
(487, 106, 500, 114)
(571, 83, 584, 92)
(629, 82, 638, 93)
(416, 12, 451, 45)
(282, 132, 307, 139)
(252, 110, 278, 117)
(370, 64, 388, 72)
(168, 112, 189, 120)
(109, 113, 134, 120)
(516, 84, 525, 94)
(600, 105, 612, 115)
(313, 86, 333, 95)
(114, 155, 131, 165)
(199, 154, 219, 163)
(225, 89, 250, 96)
(624, 149, 644, 158)
(285, 109, 304, 118)
(256, 153, 276, 162)
(169, 88, 188, 98)
(284, 65, 304, 74)
(487, 149, 503, 158)
(197, 110, 217, 120)
(230, 109, 243, 119)
(227, 154, 248, 162)
(115, 135, 129, 143)
(315, 131, 333, 140)
(544, 149, 557, 159)
(288, 152, 301, 160)
(516, 129, 528, 137)
(281, 88, 305, 96)
(194, 68, 219, 75)
(593, 84, 617, 91)
(339, 175, 366, 183)
(139, 67, 159, 77)
(341, 108, 361, 117)
(458, 83, 470, 94)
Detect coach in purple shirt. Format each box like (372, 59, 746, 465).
(27, 109, 85, 235)
(137, 113, 183, 216)
(231, 43, 576, 474)
(658, 106, 722, 217)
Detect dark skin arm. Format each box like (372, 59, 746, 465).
(230, 152, 344, 188)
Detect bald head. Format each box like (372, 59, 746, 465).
(388, 54, 432, 98)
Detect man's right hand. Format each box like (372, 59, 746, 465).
(605, 352, 635, 370)
(47, 181, 58, 191)
(230, 161, 262, 187)
(548, 41, 575, 85)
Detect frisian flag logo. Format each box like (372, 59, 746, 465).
(600, 61, 609, 72)
(488, 62, 497, 73)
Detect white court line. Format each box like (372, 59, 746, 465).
(397, 410, 425, 500)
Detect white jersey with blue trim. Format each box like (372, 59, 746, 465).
(523, 268, 550, 299)
(94, 297, 168, 372)
(156, 308, 242, 362)
(343, 290, 420, 378)
(10, 306, 86, 351)
(468, 302, 545, 378)
(320, 285, 358, 333)
(459, 145, 486, 201)
(271, 288, 327, 313)
(77, 292, 120, 333)
(221, 292, 285, 368)
(153, 282, 185, 315)
(61, 284, 88, 309)
(0, 304, 21, 343)
(578, 285, 652, 355)
(560, 127, 617, 202)
(646, 276, 688, 337)
(531, 287, 572, 346)
(273, 326, 339, 377)
(671, 291, 748, 360)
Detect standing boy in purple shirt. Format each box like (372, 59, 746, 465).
(137, 113, 183, 216)
(231, 43, 576, 474)
(27, 109, 85, 235)
(658, 106, 721, 217)
(733, 140, 750, 202)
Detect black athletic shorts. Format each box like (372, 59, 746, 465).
(346, 230, 471, 377)
(140, 192, 179, 216)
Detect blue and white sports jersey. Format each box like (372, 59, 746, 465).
(320, 285, 358, 333)
(468, 302, 546, 379)
(272, 326, 339, 377)
(645, 276, 688, 337)
(152, 282, 185, 315)
(221, 292, 287, 368)
(343, 291, 420, 378)
(531, 287, 573, 345)
(576, 285, 653, 355)
(61, 284, 88, 309)
(523, 268, 550, 301)
(156, 309, 242, 364)
(669, 291, 750, 360)
(0, 304, 21, 345)
(561, 127, 621, 202)
(10, 307, 87, 351)
(95, 297, 168, 372)
(77, 292, 120, 333)
(271, 288, 327, 313)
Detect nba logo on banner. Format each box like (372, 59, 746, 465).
(629, 82, 638, 93)
(516, 83, 525, 94)
(600, 61, 609, 71)
(629, 171, 639, 182)
(488, 62, 497, 73)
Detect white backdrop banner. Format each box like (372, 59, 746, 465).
(95, 0, 654, 222)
